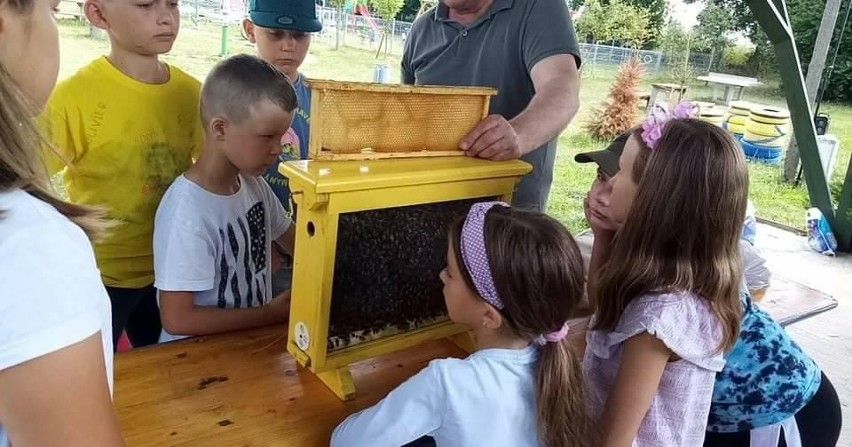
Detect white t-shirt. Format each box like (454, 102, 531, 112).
(331, 345, 540, 447)
(154, 174, 290, 342)
(0, 189, 113, 446)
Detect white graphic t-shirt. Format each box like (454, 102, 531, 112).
(153, 174, 291, 342)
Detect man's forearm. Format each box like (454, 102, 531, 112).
(510, 54, 581, 155)
(510, 78, 580, 155)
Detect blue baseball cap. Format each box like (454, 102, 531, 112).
(248, 0, 323, 33)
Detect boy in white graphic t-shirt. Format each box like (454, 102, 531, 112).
(153, 54, 297, 342)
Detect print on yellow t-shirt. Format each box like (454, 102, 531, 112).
(41, 57, 204, 288)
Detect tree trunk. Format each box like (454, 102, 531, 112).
(783, 0, 841, 182)
(335, 5, 343, 50)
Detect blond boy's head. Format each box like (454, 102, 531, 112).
(84, 0, 179, 56)
(200, 54, 298, 177)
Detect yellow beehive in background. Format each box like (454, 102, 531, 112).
(697, 105, 725, 127)
(743, 105, 791, 148)
(724, 100, 755, 137)
(280, 80, 531, 400)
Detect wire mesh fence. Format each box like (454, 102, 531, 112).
(174, 0, 715, 74)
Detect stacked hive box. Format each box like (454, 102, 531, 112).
(723, 100, 754, 140)
(279, 80, 531, 400)
(742, 105, 791, 164)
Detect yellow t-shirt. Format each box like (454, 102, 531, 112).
(41, 56, 204, 288)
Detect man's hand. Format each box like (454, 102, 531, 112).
(460, 115, 525, 161)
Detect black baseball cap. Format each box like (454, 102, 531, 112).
(574, 132, 630, 177)
(248, 0, 322, 33)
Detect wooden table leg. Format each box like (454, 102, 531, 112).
(724, 86, 735, 105)
(735, 86, 745, 100)
(648, 88, 660, 111)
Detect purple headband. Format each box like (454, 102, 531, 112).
(641, 100, 699, 149)
(459, 201, 571, 345)
(460, 201, 508, 309)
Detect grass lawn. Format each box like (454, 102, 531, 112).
(56, 20, 852, 233)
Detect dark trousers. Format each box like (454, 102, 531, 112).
(106, 285, 162, 351)
(402, 438, 436, 447)
(704, 372, 842, 447)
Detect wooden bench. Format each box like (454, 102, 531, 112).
(646, 83, 688, 111)
(55, 0, 85, 21)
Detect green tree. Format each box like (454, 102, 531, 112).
(624, 0, 667, 46)
(658, 20, 692, 58)
(398, 0, 421, 21)
(693, 2, 736, 71)
(371, 0, 405, 58)
(575, 0, 612, 43)
(576, 0, 648, 46)
(610, 0, 650, 48)
(692, 0, 852, 102)
(327, 0, 347, 50)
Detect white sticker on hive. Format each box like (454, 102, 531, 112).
(295, 322, 310, 351)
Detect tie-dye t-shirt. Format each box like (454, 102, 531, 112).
(262, 73, 311, 217)
(708, 293, 822, 432)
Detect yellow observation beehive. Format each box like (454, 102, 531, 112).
(279, 157, 530, 400)
(306, 79, 497, 161)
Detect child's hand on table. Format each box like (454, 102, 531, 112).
(268, 290, 292, 322)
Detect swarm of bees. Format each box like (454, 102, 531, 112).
(326, 197, 496, 351)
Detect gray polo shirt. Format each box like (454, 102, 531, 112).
(402, 0, 581, 212)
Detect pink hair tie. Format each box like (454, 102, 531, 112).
(536, 323, 570, 345)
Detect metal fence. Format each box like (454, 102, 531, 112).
(178, 1, 715, 73)
(579, 43, 714, 75)
(313, 6, 412, 56)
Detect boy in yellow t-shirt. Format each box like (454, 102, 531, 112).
(41, 0, 203, 350)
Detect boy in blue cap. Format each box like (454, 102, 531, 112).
(242, 0, 322, 294)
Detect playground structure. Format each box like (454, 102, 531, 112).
(345, 0, 381, 38)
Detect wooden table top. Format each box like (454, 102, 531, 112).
(113, 279, 833, 446)
(114, 325, 466, 446)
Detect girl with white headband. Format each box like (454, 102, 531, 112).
(332, 202, 595, 447)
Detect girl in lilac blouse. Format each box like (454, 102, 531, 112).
(583, 106, 746, 446)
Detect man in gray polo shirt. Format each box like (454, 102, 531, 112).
(402, 0, 581, 212)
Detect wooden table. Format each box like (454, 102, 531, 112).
(697, 72, 762, 105)
(647, 83, 688, 111)
(114, 325, 466, 446)
(114, 281, 833, 447)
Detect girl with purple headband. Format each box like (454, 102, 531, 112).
(332, 203, 595, 447)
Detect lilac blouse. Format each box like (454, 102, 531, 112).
(584, 291, 726, 446)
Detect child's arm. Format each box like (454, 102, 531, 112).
(273, 224, 297, 257)
(331, 361, 444, 447)
(159, 290, 289, 336)
(599, 332, 671, 447)
(0, 333, 125, 447)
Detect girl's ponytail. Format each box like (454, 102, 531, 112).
(536, 339, 596, 447)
